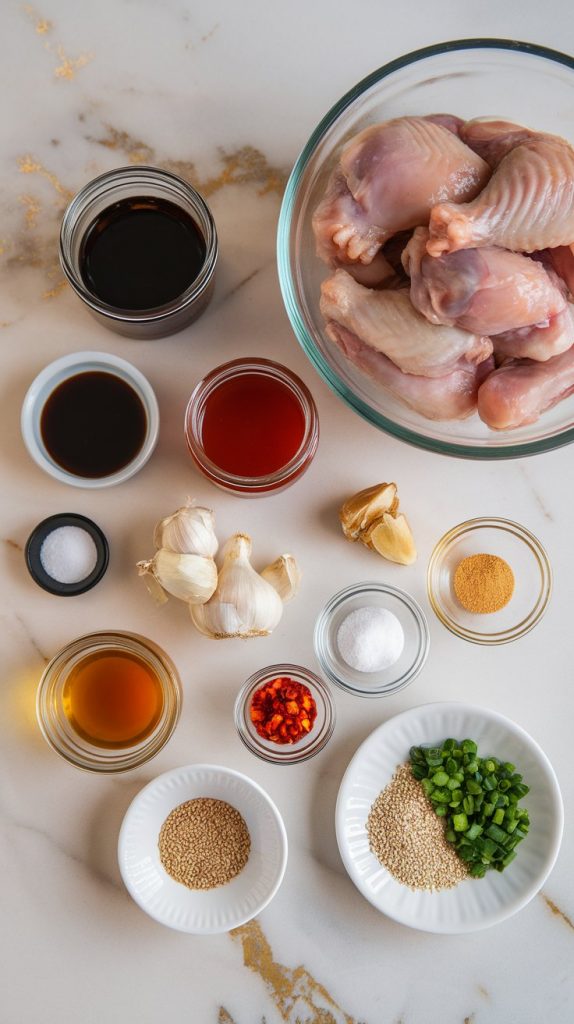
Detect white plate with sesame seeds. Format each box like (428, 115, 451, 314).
(335, 702, 563, 933)
(118, 763, 288, 934)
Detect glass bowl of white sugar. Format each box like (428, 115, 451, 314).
(314, 581, 429, 697)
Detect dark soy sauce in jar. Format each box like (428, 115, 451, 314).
(40, 371, 147, 478)
(79, 196, 206, 310)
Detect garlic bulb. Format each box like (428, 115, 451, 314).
(153, 503, 218, 557)
(137, 549, 218, 605)
(190, 534, 284, 638)
(261, 554, 301, 603)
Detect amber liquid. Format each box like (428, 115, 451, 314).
(201, 373, 306, 476)
(62, 650, 164, 749)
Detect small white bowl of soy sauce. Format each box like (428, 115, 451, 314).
(21, 351, 159, 488)
(59, 166, 218, 339)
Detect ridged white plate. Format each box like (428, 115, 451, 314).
(336, 703, 563, 933)
(118, 764, 288, 934)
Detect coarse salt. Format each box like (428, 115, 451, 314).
(337, 605, 404, 673)
(40, 525, 98, 584)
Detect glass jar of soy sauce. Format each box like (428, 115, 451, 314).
(60, 166, 218, 339)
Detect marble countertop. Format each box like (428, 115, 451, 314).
(1, 2, 573, 1022)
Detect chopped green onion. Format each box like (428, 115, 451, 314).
(409, 738, 529, 879)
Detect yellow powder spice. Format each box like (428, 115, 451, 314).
(453, 553, 515, 614)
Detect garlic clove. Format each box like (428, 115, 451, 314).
(366, 512, 417, 565)
(339, 482, 398, 541)
(153, 502, 218, 558)
(136, 562, 169, 606)
(189, 533, 284, 639)
(261, 554, 301, 603)
(137, 548, 217, 604)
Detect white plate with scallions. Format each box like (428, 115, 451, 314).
(335, 702, 563, 933)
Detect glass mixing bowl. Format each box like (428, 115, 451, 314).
(277, 39, 574, 459)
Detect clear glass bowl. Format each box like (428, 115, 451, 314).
(37, 631, 182, 772)
(277, 39, 574, 459)
(314, 582, 430, 698)
(427, 517, 552, 644)
(234, 663, 335, 764)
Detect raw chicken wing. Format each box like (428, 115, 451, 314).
(403, 226, 566, 335)
(492, 305, 574, 362)
(460, 119, 542, 168)
(427, 127, 574, 255)
(328, 320, 494, 420)
(313, 116, 490, 266)
(546, 244, 574, 298)
(478, 344, 574, 429)
(320, 269, 492, 377)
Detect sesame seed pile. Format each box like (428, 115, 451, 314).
(366, 763, 469, 891)
(158, 798, 251, 891)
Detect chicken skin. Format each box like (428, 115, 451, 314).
(427, 124, 574, 255)
(320, 269, 492, 378)
(327, 320, 493, 420)
(478, 343, 574, 429)
(403, 226, 566, 337)
(491, 305, 574, 362)
(313, 116, 490, 267)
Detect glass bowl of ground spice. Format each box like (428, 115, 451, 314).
(427, 518, 552, 645)
(118, 763, 288, 933)
(234, 663, 335, 764)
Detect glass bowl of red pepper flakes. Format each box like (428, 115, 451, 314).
(234, 663, 335, 764)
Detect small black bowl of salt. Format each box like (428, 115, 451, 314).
(25, 513, 109, 596)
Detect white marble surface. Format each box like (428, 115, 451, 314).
(1, 2, 574, 1022)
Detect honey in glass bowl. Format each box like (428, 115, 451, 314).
(37, 631, 182, 772)
(62, 649, 164, 749)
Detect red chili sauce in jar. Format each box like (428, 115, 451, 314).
(185, 358, 319, 494)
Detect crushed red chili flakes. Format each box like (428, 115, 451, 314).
(250, 676, 317, 745)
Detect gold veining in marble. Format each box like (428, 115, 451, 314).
(199, 146, 286, 198)
(5, 156, 73, 296)
(22, 5, 52, 35)
(18, 155, 74, 200)
(92, 126, 154, 165)
(230, 920, 359, 1024)
(20, 194, 41, 229)
(218, 1010, 237, 1024)
(53, 45, 93, 81)
(23, 5, 92, 79)
(90, 125, 287, 197)
(42, 279, 67, 300)
(542, 893, 574, 931)
(4, 539, 23, 552)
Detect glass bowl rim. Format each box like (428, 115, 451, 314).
(313, 580, 430, 697)
(277, 37, 574, 460)
(234, 661, 336, 764)
(36, 630, 182, 773)
(184, 356, 319, 489)
(427, 516, 553, 644)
